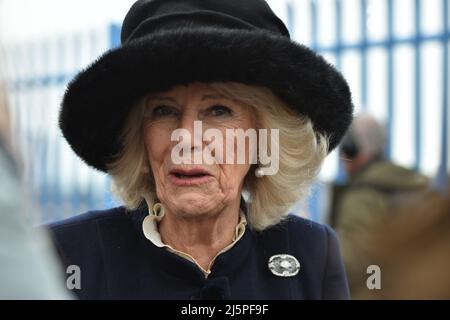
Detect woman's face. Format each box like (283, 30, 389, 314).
(143, 83, 255, 218)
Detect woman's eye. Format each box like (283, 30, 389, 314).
(208, 105, 233, 117)
(150, 105, 179, 118)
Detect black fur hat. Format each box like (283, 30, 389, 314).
(60, 0, 353, 172)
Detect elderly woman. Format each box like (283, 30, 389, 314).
(50, 0, 353, 300)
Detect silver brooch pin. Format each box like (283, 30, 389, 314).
(268, 254, 300, 277)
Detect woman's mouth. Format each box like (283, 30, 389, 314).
(169, 168, 212, 186)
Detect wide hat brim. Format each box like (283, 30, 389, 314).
(60, 27, 353, 172)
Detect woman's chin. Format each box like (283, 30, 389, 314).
(167, 193, 222, 217)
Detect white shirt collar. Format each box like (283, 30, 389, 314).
(142, 203, 247, 278)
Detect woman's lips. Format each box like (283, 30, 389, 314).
(169, 168, 212, 186)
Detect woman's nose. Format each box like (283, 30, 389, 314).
(178, 112, 199, 135)
(175, 111, 204, 151)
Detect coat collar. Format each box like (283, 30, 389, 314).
(125, 207, 254, 285)
(141, 204, 247, 278)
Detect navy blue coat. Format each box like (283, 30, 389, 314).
(48, 206, 350, 300)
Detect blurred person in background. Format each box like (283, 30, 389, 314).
(0, 80, 70, 299)
(352, 181, 450, 299)
(333, 114, 429, 296)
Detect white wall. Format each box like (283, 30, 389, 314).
(0, 0, 136, 44)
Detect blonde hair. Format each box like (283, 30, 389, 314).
(108, 82, 328, 231)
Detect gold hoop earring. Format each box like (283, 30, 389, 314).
(152, 202, 164, 218)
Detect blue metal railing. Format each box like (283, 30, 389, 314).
(284, 0, 449, 220)
(438, 0, 449, 193)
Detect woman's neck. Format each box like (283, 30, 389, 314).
(158, 201, 241, 271)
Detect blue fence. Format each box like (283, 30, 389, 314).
(4, 27, 119, 224)
(2, 0, 449, 224)
(285, 0, 450, 221)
